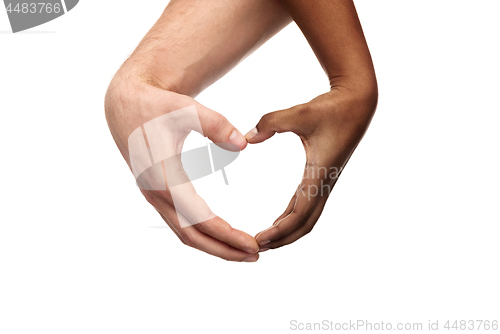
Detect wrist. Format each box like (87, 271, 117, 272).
(317, 78, 378, 143)
(104, 65, 153, 124)
(108, 47, 178, 95)
(331, 75, 378, 111)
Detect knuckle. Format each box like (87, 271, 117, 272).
(259, 113, 275, 131)
(194, 221, 208, 234)
(150, 189, 171, 200)
(273, 222, 283, 234)
(220, 254, 232, 262)
(271, 243, 284, 250)
(298, 215, 309, 227)
(180, 233, 196, 248)
(208, 113, 228, 135)
(303, 223, 315, 236)
(295, 103, 311, 117)
(141, 190, 155, 205)
(226, 226, 236, 241)
(291, 210, 309, 227)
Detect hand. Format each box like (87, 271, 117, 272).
(105, 76, 260, 262)
(243, 0, 378, 251)
(245, 87, 377, 250)
(104, 0, 291, 261)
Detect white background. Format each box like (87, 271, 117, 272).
(1, 1, 499, 333)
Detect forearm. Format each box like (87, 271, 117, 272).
(115, 0, 291, 97)
(279, 0, 377, 95)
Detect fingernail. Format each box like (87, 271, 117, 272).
(244, 247, 258, 254)
(242, 256, 258, 262)
(229, 129, 246, 148)
(259, 240, 270, 246)
(259, 248, 270, 252)
(244, 127, 258, 141)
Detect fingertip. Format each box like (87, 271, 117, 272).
(254, 226, 273, 245)
(229, 129, 247, 150)
(244, 128, 275, 144)
(243, 243, 259, 254)
(244, 127, 258, 143)
(242, 253, 259, 262)
(259, 239, 271, 247)
(240, 140, 248, 151)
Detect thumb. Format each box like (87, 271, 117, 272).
(198, 106, 247, 151)
(244, 106, 300, 144)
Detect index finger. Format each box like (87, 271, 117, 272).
(255, 162, 336, 248)
(138, 158, 259, 254)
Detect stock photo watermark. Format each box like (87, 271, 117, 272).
(295, 164, 344, 201)
(289, 319, 499, 331)
(3, 0, 79, 33)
